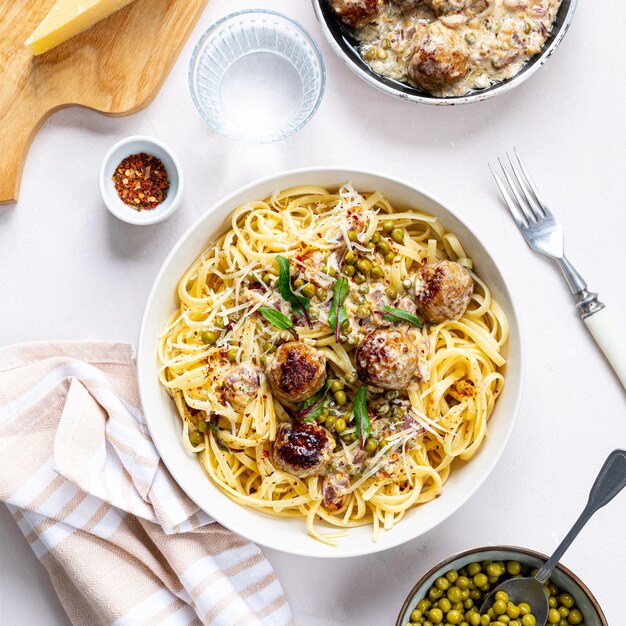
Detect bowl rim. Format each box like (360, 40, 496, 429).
(311, 0, 578, 106)
(187, 9, 326, 143)
(137, 166, 525, 558)
(99, 134, 184, 225)
(394, 545, 608, 626)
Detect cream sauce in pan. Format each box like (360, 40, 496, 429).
(352, 0, 561, 97)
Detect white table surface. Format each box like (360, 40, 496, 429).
(2, 1, 626, 624)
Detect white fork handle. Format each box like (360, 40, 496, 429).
(584, 307, 626, 390)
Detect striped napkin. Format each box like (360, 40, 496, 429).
(0, 341, 293, 626)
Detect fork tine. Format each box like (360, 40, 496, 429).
(488, 162, 529, 229)
(497, 157, 535, 224)
(507, 152, 545, 221)
(513, 147, 553, 218)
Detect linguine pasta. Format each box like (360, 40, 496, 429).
(158, 184, 508, 544)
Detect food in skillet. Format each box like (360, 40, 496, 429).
(158, 184, 508, 544)
(326, 0, 562, 97)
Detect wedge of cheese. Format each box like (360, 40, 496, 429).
(25, 0, 137, 55)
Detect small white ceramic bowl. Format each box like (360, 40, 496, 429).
(99, 135, 184, 225)
(137, 168, 524, 558)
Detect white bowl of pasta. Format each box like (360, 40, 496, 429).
(137, 168, 523, 558)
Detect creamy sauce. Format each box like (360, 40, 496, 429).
(354, 0, 561, 96)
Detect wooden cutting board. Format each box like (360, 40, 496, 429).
(0, 0, 207, 204)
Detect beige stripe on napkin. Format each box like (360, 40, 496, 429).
(0, 341, 294, 626)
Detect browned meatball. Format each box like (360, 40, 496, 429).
(267, 341, 327, 405)
(415, 260, 474, 323)
(327, 0, 382, 29)
(407, 26, 469, 93)
(272, 421, 334, 478)
(220, 363, 262, 411)
(356, 329, 418, 390)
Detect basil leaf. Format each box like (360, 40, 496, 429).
(328, 277, 349, 342)
(276, 255, 312, 328)
(353, 386, 370, 449)
(258, 306, 299, 340)
(376, 305, 423, 328)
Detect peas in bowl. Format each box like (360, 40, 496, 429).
(396, 547, 606, 626)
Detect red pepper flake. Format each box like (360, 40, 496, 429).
(112, 152, 170, 211)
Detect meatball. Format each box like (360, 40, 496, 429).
(407, 25, 469, 93)
(272, 421, 334, 478)
(327, 0, 381, 29)
(267, 341, 327, 405)
(356, 329, 419, 390)
(414, 260, 474, 323)
(220, 362, 263, 411)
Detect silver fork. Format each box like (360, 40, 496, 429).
(490, 149, 626, 390)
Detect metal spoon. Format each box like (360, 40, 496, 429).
(481, 449, 626, 625)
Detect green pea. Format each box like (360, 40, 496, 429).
(470, 590, 481, 601)
(343, 264, 356, 277)
(345, 251, 357, 264)
(506, 561, 521, 576)
(518, 603, 531, 616)
(509, 621, 521, 626)
(262, 272, 273, 284)
(506, 604, 520, 619)
(189, 430, 204, 446)
(356, 306, 370, 318)
(197, 419, 209, 433)
(384, 286, 397, 300)
(302, 283, 316, 298)
(372, 232, 381, 244)
(548, 597, 557, 609)
(328, 266, 337, 277)
(370, 265, 384, 279)
(358, 283, 370, 295)
(417, 600, 431, 613)
(463, 598, 474, 609)
(493, 600, 507, 615)
(391, 228, 404, 243)
(524, 22, 532, 34)
(435, 577, 450, 591)
(357, 259, 372, 274)
(334, 417, 347, 433)
(465, 31, 477, 45)
(410, 610, 423, 623)
(480, 616, 490, 626)
(365, 241, 376, 250)
(456, 576, 470, 590)
(447, 587, 462, 603)
(438, 597, 451, 613)
(347, 231, 358, 242)
(214, 316, 225, 328)
(353, 274, 366, 285)
(520, 616, 535, 626)
(498, 617, 511, 624)
(473, 573, 488, 587)
(377, 240, 391, 253)
(558, 594, 574, 609)
(382, 219, 394, 232)
(558, 608, 569, 619)
(293, 278, 305, 289)
(547, 609, 560, 624)
(325, 416, 336, 430)
(334, 390, 347, 405)
(201, 330, 218, 345)
(466, 612, 481, 626)
(401, 278, 413, 290)
(384, 251, 396, 263)
(316, 288, 327, 300)
(494, 591, 508, 603)
(447, 611, 462, 625)
(384, 390, 399, 400)
(566, 609, 582, 625)
(428, 608, 443, 624)
(260, 355, 267, 365)
(364, 438, 377, 454)
(227, 348, 238, 362)
(329, 380, 344, 392)
(428, 588, 443, 601)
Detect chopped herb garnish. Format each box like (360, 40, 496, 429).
(258, 306, 299, 340)
(353, 385, 370, 449)
(276, 255, 312, 328)
(328, 276, 349, 342)
(376, 305, 423, 328)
